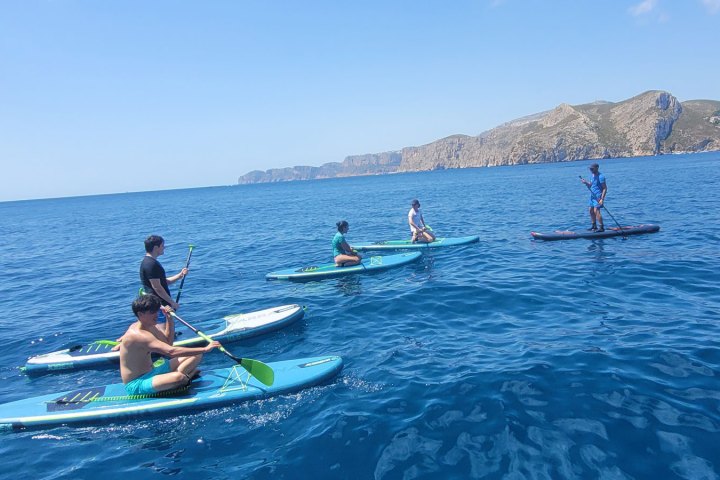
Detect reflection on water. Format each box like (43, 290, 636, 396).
(335, 276, 363, 296)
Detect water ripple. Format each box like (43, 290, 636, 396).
(0, 153, 719, 479)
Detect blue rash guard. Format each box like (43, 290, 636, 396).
(588, 173, 606, 208)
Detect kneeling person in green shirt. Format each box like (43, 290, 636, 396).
(332, 220, 362, 267)
(120, 294, 220, 395)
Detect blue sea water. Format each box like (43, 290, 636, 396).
(0, 152, 719, 479)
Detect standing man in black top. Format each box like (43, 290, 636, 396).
(140, 235, 188, 310)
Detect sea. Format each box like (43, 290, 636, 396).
(0, 151, 718, 479)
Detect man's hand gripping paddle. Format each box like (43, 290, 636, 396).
(169, 311, 275, 386)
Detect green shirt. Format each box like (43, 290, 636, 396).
(332, 232, 346, 257)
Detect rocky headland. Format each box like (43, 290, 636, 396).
(238, 90, 720, 184)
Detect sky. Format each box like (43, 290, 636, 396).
(1, 0, 719, 202)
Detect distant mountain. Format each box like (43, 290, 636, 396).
(237, 90, 720, 184)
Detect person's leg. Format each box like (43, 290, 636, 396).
(335, 254, 361, 267)
(410, 231, 418, 243)
(150, 370, 192, 393)
(150, 355, 203, 392)
(588, 207, 597, 230)
(595, 208, 604, 231)
(177, 355, 203, 379)
(424, 230, 436, 242)
(143, 357, 189, 393)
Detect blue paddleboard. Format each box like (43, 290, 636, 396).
(266, 252, 421, 281)
(1, 355, 342, 430)
(353, 235, 479, 251)
(23, 305, 304, 374)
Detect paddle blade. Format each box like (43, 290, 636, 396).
(240, 358, 275, 386)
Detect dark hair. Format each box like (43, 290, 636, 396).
(411, 199, 420, 206)
(144, 235, 164, 253)
(336, 220, 349, 232)
(590, 163, 599, 170)
(132, 294, 162, 317)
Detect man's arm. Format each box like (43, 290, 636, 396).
(340, 240, 357, 256)
(166, 268, 188, 285)
(111, 332, 126, 350)
(598, 176, 608, 205)
(145, 335, 219, 358)
(148, 278, 179, 309)
(161, 306, 175, 341)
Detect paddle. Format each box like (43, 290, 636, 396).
(83, 245, 196, 349)
(168, 311, 275, 386)
(579, 175, 626, 237)
(175, 244, 195, 304)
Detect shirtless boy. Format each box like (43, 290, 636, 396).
(120, 294, 220, 395)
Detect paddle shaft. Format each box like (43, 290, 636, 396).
(580, 176, 625, 235)
(169, 311, 275, 386)
(174, 245, 194, 304)
(169, 311, 240, 362)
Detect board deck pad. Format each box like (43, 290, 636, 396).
(47, 387, 107, 412)
(68, 342, 115, 357)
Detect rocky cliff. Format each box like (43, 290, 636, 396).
(238, 91, 720, 184)
(239, 152, 401, 183)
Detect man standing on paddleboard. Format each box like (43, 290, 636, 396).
(140, 235, 188, 310)
(408, 199, 435, 243)
(580, 164, 607, 232)
(120, 294, 220, 395)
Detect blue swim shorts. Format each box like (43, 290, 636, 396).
(125, 359, 170, 396)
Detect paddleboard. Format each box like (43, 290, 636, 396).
(531, 224, 660, 241)
(23, 305, 304, 374)
(353, 235, 479, 251)
(1, 355, 342, 430)
(266, 252, 422, 281)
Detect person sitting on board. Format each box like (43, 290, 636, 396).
(408, 199, 436, 243)
(120, 294, 220, 396)
(140, 235, 188, 310)
(333, 220, 362, 267)
(580, 163, 607, 232)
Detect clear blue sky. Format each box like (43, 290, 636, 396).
(1, 0, 718, 201)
